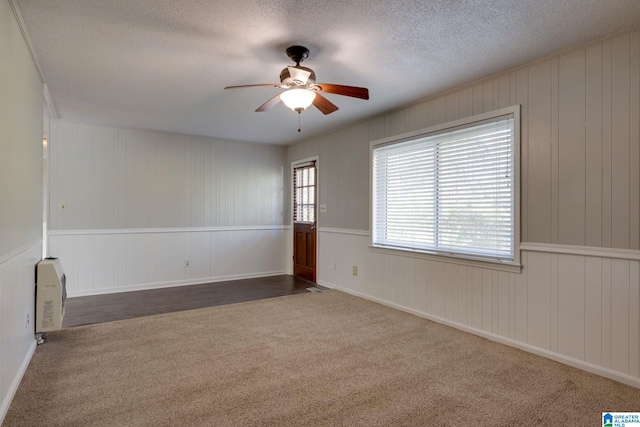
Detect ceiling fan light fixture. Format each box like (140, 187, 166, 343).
(280, 88, 316, 112)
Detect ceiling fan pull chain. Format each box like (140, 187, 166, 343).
(298, 111, 302, 132)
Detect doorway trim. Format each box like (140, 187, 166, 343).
(290, 155, 319, 281)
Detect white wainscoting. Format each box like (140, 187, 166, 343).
(49, 226, 288, 297)
(317, 229, 640, 388)
(0, 241, 40, 423)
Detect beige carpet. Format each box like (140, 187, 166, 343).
(5, 290, 640, 426)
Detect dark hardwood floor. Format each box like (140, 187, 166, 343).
(63, 275, 322, 328)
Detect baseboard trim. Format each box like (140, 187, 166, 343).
(67, 271, 288, 298)
(318, 280, 640, 390)
(0, 339, 36, 424)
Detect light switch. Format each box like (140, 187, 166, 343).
(319, 204, 327, 213)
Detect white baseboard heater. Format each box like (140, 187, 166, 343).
(36, 258, 66, 336)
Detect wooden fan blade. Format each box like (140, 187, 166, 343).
(256, 93, 282, 112)
(224, 84, 283, 89)
(312, 93, 339, 115)
(287, 66, 311, 85)
(314, 83, 369, 100)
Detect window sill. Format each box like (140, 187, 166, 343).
(369, 245, 522, 274)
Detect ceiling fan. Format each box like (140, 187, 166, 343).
(224, 45, 369, 127)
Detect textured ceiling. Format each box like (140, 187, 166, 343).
(15, 0, 640, 145)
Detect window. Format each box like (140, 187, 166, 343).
(372, 106, 520, 265)
(293, 161, 316, 223)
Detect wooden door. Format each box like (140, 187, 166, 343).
(293, 161, 316, 282)
(294, 222, 316, 282)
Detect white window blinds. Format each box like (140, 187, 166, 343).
(372, 115, 515, 261)
(293, 162, 316, 223)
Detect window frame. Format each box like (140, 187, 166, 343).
(369, 105, 521, 273)
(293, 160, 317, 224)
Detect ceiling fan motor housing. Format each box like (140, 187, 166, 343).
(280, 66, 316, 87)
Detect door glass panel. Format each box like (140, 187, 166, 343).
(293, 162, 316, 223)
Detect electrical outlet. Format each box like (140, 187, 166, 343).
(184, 260, 190, 267)
(25, 312, 30, 329)
(59, 202, 67, 212)
(332, 262, 337, 270)
(352, 266, 358, 276)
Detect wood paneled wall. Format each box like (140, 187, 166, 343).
(0, 244, 41, 421)
(316, 231, 640, 387)
(289, 30, 640, 250)
(49, 120, 286, 231)
(50, 228, 287, 297)
(0, 0, 43, 422)
(289, 29, 640, 386)
(287, 122, 371, 231)
(48, 120, 289, 295)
